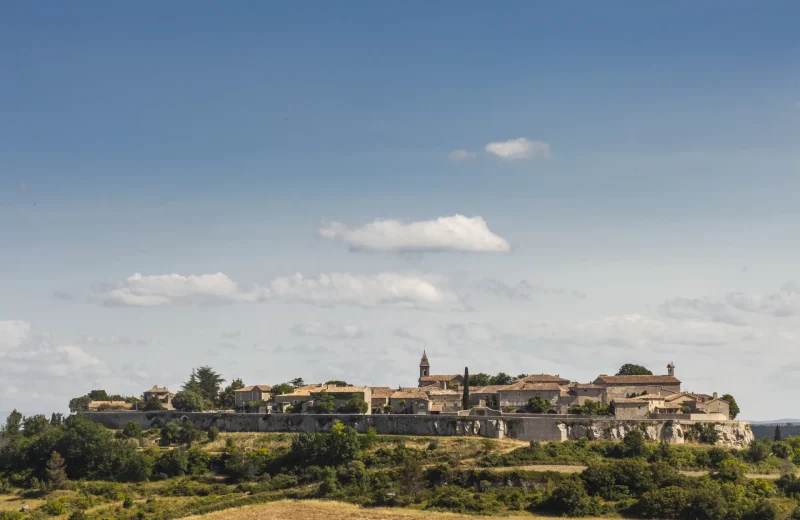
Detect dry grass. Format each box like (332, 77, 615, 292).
(0, 493, 44, 512)
(184, 499, 606, 519)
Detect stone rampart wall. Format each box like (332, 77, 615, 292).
(84, 412, 753, 447)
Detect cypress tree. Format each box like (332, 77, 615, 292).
(462, 367, 470, 410)
(45, 451, 67, 490)
(774, 424, 782, 442)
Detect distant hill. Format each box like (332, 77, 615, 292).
(747, 419, 800, 425)
(750, 422, 800, 440)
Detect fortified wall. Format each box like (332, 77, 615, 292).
(85, 412, 754, 448)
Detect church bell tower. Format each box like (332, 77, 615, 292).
(419, 350, 430, 379)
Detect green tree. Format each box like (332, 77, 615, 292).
(45, 451, 68, 490)
(616, 363, 653, 375)
(68, 396, 91, 413)
(338, 394, 368, 414)
(525, 395, 552, 414)
(313, 391, 335, 414)
(324, 380, 349, 387)
(548, 477, 601, 516)
(172, 390, 208, 412)
(121, 421, 143, 440)
(159, 448, 189, 477)
(774, 424, 782, 442)
(50, 413, 64, 426)
(160, 422, 181, 446)
(622, 429, 647, 457)
(462, 367, 470, 410)
(491, 372, 514, 385)
(219, 378, 245, 409)
(56, 415, 114, 479)
(208, 426, 220, 442)
(721, 394, 740, 419)
(3, 409, 23, 435)
(468, 373, 491, 386)
(289, 377, 305, 388)
(87, 390, 109, 401)
(270, 383, 292, 395)
(715, 458, 746, 482)
(772, 441, 792, 459)
(143, 396, 165, 411)
(23, 415, 50, 437)
(194, 366, 225, 404)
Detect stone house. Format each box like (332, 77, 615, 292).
(309, 385, 372, 414)
(517, 374, 571, 391)
(497, 382, 561, 409)
(570, 383, 607, 405)
(234, 385, 272, 409)
(593, 374, 681, 401)
(273, 385, 322, 412)
(142, 386, 175, 410)
(425, 389, 462, 413)
(369, 387, 394, 413)
(611, 398, 651, 419)
(469, 385, 508, 408)
(664, 392, 730, 418)
(389, 389, 429, 414)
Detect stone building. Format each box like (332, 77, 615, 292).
(497, 382, 561, 409)
(233, 385, 272, 409)
(611, 398, 651, 419)
(570, 384, 606, 405)
(593, 363, 681, 401)
(389, 389, 429, 414)
(369, 387, 394, 413)
(417, 351, 464, 389)
(273, 385, 322, 412)
(425, 389, 462, 413)
(309, 385, 372, 414)
(142, 386, 175, 410)
(516, 374, 571, 391)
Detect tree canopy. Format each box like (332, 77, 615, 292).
(172, 390, 208, 412)
(721, 394, 740, 419)
(219, 378, 245, 409)
(616, 364, 653, 376)
(183, 366, 225, 404)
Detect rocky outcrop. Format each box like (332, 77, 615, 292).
(84, 412, 753, 447)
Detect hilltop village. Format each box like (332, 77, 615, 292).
(85, 352, 736, 422)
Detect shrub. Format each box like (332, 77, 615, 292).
(546, 477, 603, 516)
(715, 459, 747, 483)
(208, 426, 220, 442)
(636, 485, 690, 519)
(747, 499, 779, 520)
(160, 423, 181, 446)
(68, 513, 89, 520)
(121, 422, 143, 440)
(42, 499, 67, 516)
(622, 429, 647, 458)
(122, 495, 134, 508)
(159, 448, 189, 477)
(771, 441, 792, 460)
(747, 439, 772, 463)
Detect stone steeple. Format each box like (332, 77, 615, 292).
(667, 361, 675, 377)
(419, 349, 430, 379)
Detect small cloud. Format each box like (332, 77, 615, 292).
(726, 282, 799, 317)
(320, 214, 511, 253)
(448, 149, 476, 162)
(221, 330, 241, 339)
(658, 297, 744, 326)
(480, 279, 586, 301)
(218, 342, 239, 350)
(291, 322, 370, 339)
(485, 138, 551, 161)
(53, 291, 74, 301)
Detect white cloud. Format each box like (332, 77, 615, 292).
(480, 279, 586, 300)
(658, 297, 744, 326)
(726, 282, 799, 317)
(291, 322, 371, 339)
(92, 272, 463, 310)
(448, 149, 476, 162)
(268, 272, 463, 310)
(1, 320, 103, 411)
(485, 138, 551, 161)
(76, 334, 147, 346)
(93, 272, 264, 307)
(221, 330, 242, 339)
(319, 214, 511, 253)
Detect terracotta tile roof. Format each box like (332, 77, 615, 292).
(419, 374, 462, 382)
(425, 389, 460, 396)
(89, 400, 133, 410)
(636, 395, 666, 400)
(656, 403, 684, 409)
(503, 382, 562, 392)
(429, 403, 444, 412)
(517, 374, 570, 385)
(472, 385, 510, 394)
(370, 387, 394, 398)
(313, 385, 369, 394)
(390, 391, 428, 399)
(594, 375, 681, 385)
(612, 398, 650, 405)
(573, 383, 603, 390)
(235, 385, 272, 393)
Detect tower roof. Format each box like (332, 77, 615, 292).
(419, 350, 430, 367)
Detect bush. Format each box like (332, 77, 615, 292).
(636, 485, 690, 519)
(746, 499, 779, 520)
(748, 439, 772, 463)
(622, 429, 647, 458)
(68, 513, 89, 520)
(41, 499, 67, 516)
(121, 422, 142, 440)
(159, 448, 189, 477)
(546, 477, 603, 516)
(772, 441, 792, 460)
(715, 459, 747, 483)
(122, 495, 134, 508)
(160, 423, 181, 446)
(208, 426, 220, 442)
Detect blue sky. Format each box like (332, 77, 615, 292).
(1, 2, 799, 420)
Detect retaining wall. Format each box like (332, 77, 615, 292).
(84, 412, 754, 447)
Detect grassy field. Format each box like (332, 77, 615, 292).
(184, 499, 607, 520)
